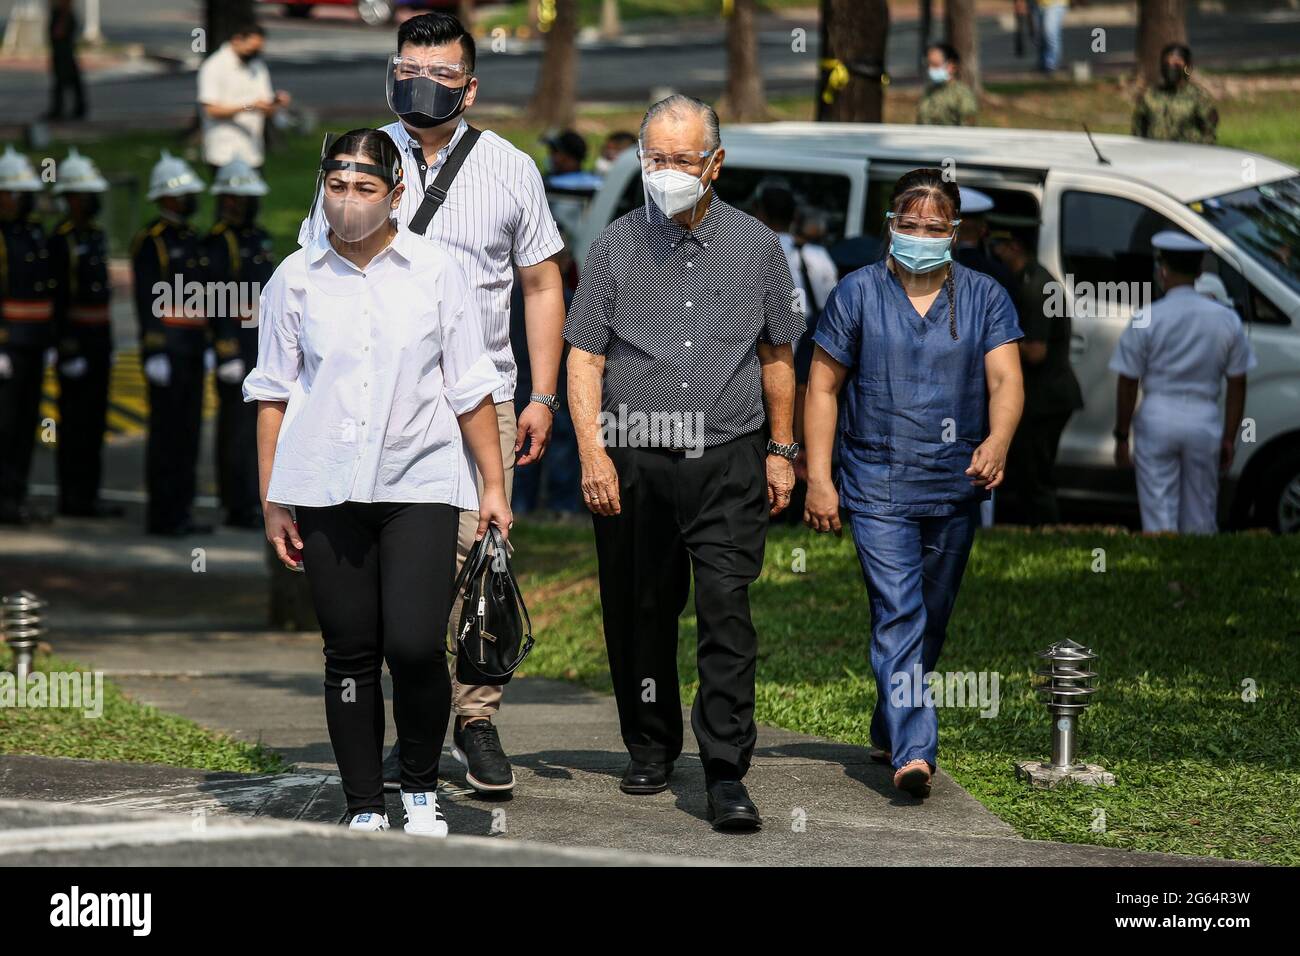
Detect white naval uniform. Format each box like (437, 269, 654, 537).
(1109, 284, 1257, 533)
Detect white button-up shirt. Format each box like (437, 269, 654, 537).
(242, 227, 503, 509)
(1109, 284, 1257, 404)
(197, 42, 274, 167)
(298, 118, 564, 403)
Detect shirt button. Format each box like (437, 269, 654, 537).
(681, 382, 689, 388)
(684, 340, 692, 347)
(685, 301, 693, 308)
(686, 261, 694, 267)
(363, 382, 368, 389)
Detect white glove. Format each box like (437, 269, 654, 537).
(215, 357, 246, 384)
(0, 353, 11, 380)
(143, 353, 172, 387)
(204, 347, 216, 372)
(44, 346, 58, 368)
(59, 356, 89, 379)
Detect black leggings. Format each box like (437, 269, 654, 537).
(296, 501, 459, 815)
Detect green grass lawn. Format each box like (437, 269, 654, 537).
(508, 520, 1300, 865)
(0, 649, 286, 774)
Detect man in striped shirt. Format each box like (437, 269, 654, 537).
(300, 12, 566, 795)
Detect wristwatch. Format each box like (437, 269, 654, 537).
(530, 392, 560, 411)
(766, 439, 800, 462)
(1113, 429, 1129, 442)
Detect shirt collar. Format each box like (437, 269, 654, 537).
(394, 116, 469, 166)
(647, 189, 722, 248)
(308, 226, 415, 269)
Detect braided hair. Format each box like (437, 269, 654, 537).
(887, 169, 962, 340)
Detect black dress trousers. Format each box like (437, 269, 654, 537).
(591, 429, 769, 781)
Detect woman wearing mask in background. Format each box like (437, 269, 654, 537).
(802, 169, 1023, 798)
(243, 129, 510, 835)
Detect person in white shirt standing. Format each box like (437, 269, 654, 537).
(197, 21, 291, 172)
(1110, 230, 1257, 534)
(299, 13, 566, 795)
(245, 129, 511, 835)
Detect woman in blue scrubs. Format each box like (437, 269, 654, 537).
(802, 169, 1024, 798)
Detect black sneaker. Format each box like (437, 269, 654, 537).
(451, 719, 515, 793)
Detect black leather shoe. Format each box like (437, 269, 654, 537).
(382, 741, 401, 792)
(705, 779, 762, 832)
(620, 759, 673, 795)
(452, 718, 515, 793)
(146, 520, 214, 537)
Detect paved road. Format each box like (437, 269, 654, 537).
(3, 2, 1299, 127)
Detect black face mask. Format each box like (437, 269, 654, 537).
(392, 77, 468, 129)
(75, 193, 102, 219)
(174, 194, 198, 218)
(15, 193, 36, 219)
(1161, 63, 1185, 86)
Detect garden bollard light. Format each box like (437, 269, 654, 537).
(1, 590, 46, 684)
(1015, 638, 1116, 789)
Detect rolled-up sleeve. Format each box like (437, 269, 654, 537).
(564, 232, 615, 355)
(242, 267, 300, 402)
(811, 280, 861, 370)
(760, 234, 801, 346)
(440, 258, 504, 415)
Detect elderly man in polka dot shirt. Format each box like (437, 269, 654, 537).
(565, 94, 801, 832)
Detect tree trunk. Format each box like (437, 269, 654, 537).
(722, 0, 767, 121)
(527, 0, 540, 33)
(817, 0, 889, 123)
(205, 0, 256, 54)
(944, 0, 980, 93)
(1136, 0, 1187, 86)
(600, 0, 621, 38)
(528, 0, 578, 128)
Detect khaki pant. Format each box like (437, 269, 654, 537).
(449, 400, 517, 717)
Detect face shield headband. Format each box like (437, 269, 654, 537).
(316, 154, 403, 244)
(386, 60, 471, 129)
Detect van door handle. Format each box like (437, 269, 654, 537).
(1069, 333, 1087, 359)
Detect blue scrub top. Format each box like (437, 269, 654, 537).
(813, 260, 1022, 516)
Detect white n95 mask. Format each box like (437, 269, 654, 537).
(643, 158, 714, 218)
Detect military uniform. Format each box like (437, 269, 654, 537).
(131, 215, 210, 533)
(917, 80, 978, 126)
(204, 218, 274, 526)
(998, 259, 1083, 525)
(0, 215, 55, 520)
(50, 218, 113, 514)
(1132, 82, 1218, 144)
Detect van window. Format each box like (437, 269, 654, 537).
(1192, 176, 1300, 298)
(612, 167, 853, 245)
(1061, 191, 1174, 287)
(1204, 258, 1290, 326)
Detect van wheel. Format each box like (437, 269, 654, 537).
(356, 0, 395, 25)
(1257, 445, 1300, 533)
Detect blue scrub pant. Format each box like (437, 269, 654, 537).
(847, 502, 980, 771)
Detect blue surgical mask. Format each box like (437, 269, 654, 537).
(927, 66, 950, 84)
(889, 228, 954, 274)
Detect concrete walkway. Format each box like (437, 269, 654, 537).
(0, 515, 1242, 867)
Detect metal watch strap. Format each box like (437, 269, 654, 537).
(530, 392, 560, 411)
(767, 439, 800, 461)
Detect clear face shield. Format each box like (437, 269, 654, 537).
(385, 54, 472, 129)
(637, 143, 717, 222)
(315, 148, 403, 244)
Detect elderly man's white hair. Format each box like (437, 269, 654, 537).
(639, 94, 721, 151)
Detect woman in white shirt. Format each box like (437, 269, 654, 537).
(243, 129, 510, 836)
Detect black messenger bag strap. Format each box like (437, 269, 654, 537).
(407, 125, 483, 235)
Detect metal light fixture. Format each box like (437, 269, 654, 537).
(1015, 639, 1115, 789)
(1, 591, 45, 684)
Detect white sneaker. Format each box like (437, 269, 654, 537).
(401, 790, 449, 838)
(347, 811, 389, 831)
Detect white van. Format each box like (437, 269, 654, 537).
(575, 123, 1300, 531)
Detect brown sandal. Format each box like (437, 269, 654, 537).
(893, 759, 932, 798)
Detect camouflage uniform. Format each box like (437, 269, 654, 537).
(917, 80, 978, 126)
(1132, 82, 1219, 144)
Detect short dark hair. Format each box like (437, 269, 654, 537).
(397, 12, 476, 72)
(605, 131, 638, 149)
(928, 42, 960, 65)
(230, 21, 265, 39)
(546, 130, 588, 162)
(1159, 248, 1202, 277)
(325, 128, 403, 189)
(756, 184, 796, 230)
(1160, 42, 1192, 67)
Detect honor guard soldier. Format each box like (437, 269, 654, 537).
(953, 188, 1015, 296)
(1110, 231, 1255, 533)
(132, 151, 212, 536)
(50, 148, 122, 518)
(0, 146, 54, 526)
(205, 159, 274, 529)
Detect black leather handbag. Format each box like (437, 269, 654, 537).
(449, 526, 534, 685)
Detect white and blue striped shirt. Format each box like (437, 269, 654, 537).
(298, 117, 565, 404)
